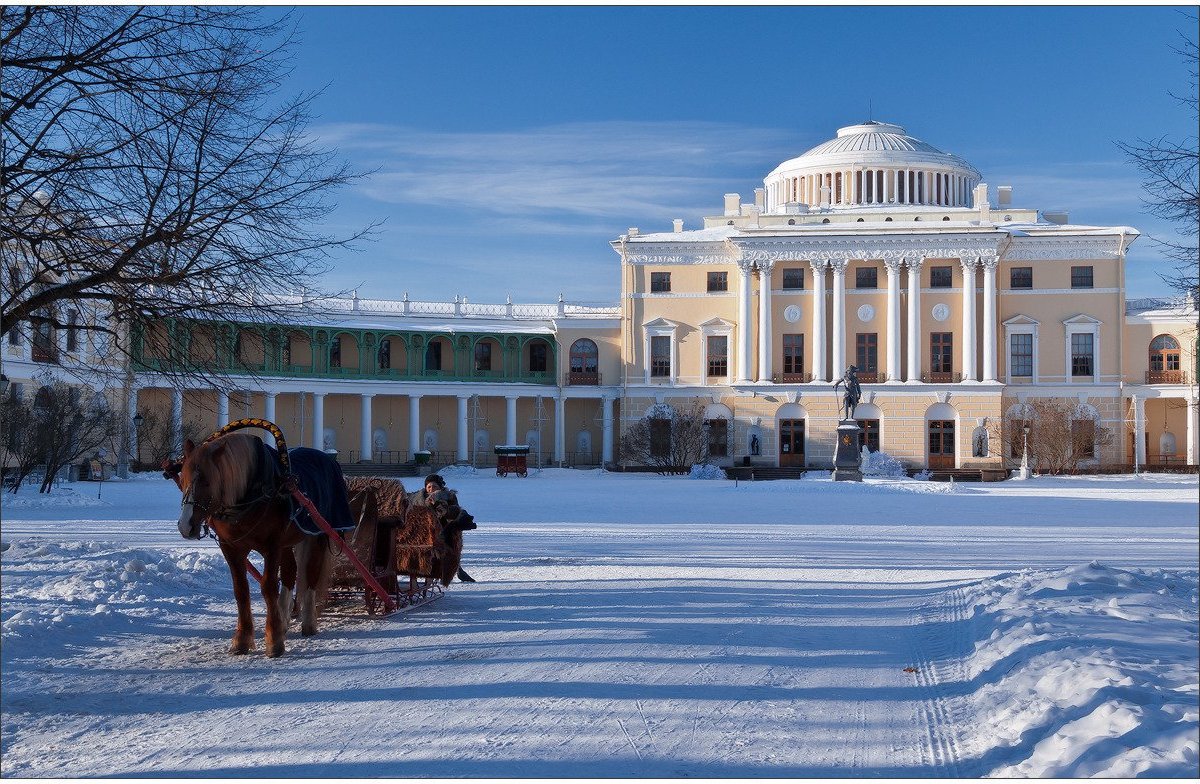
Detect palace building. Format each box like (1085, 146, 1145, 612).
(4, 121, 1198, 475)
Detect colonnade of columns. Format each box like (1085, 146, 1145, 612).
(160, 388, 616, 466)
(735, 254, 1000, 383)
(770, 169, 976, 209)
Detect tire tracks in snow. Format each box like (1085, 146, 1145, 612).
(909, 585, 969, 778)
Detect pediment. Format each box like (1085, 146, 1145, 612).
(1062, 313, 1103, 326)
(643, 317, 679, 329)
(699, 316, 736, 329)
(1002, 314, 1040, 326)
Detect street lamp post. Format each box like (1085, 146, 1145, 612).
(1016, 422, 1031, 480)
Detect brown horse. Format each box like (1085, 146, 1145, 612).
(174, 433, 334, 657)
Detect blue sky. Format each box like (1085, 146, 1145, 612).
(280, 5, 1197, 303)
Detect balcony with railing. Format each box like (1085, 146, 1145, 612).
(1145, 370, 1187, 384)
(566, 371, 602, 386)
(772, 372, 811, 383)
(856, 371, 881, 384)
(921, 371, 962, 383)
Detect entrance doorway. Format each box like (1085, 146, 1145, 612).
(779, 419, 805, 467)
(928, 420, 955, 469)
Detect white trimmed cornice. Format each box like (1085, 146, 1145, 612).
(1002, 237, 1125, 261)
(730, 234, 1003, 264)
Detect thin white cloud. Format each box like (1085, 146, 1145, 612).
(314, 120, 798, 220)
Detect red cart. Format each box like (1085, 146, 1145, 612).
(494, 445, 529, 477)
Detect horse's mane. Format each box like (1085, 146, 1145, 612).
(345, 477, 408, 522)
(195, 433, 261, 507)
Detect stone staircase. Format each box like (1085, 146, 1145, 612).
(338, 461, 419, 478)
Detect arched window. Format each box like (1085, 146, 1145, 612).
(425, 340, 442, 371)
(378, 338, 391, 370)
(821, 218, 830, 224)
(1148, 335, 1180, 382)
(569, 339, 599, 384)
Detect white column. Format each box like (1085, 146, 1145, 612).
(359, 393, 373, 462)
(830, 260, 848, 380)
(313, 392, 326, 450)
(756, 262, 773, 382)
(217, 390, 230, 427)
(885, 259, 902, 381)
(554, 395, 566, 464)
(457, 395, 470, 461)
(601, 396, 614, 465)
(505, 395, 518, 446)
(1187, 397, 1198, 466)
(737, 262, 753, 382)
(171, 389, 184, 454)
(126, 387, 139, 472)
(981, 256, 998, 382)
(1133, 395, 1147, 467)
(906, 258, 923, 382)
(408, 394, 421, 455)
(263, 393, 278, 446)
(960, 258, 977, 381)
(810, 260, 827, 382)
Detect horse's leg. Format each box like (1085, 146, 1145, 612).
(261, 545, 286, 658)
(299, 537, 326, 637)
(278, 546, 297, 624)
(220, 542, 254, 654)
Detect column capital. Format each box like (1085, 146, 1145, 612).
(905, 256, 925, 270)
(360, 392, 376, 399)
(959, 256, 979, 271)
(978, 254, 999, 271)
(755, 260, 775, 274)
(883, 258, 904, 272)
(828, 258, 849, 274)
(736, 259, 755, 273)
(505, 394, 520, 401)
(808, 258, 828, 273)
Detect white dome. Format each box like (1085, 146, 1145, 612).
(765, 121, 981, 212)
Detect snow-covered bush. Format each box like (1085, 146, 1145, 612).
(860, 449, 907, 477)
(913, 469, 933, 481)
(688, 463, 724, 480)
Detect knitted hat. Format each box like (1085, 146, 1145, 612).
(424, 473, 446, 488)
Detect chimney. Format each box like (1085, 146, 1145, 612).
(754, 187, 766, 209)
(672, 219, 684, 233)
(627, 227, 639, 237)
(974, 183, 990, 221)
(997, 185, 1012, 207)
(1043, 211, 1069, 225)
(724, 193, 741, 216)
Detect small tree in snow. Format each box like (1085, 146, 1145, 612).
(620, 401, 710, 474)
(1001, 398, 1115, 475)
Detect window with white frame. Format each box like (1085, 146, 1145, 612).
(706, 335, 728, 379)
(650, 336, 671, 377)
(1062, 315, 1100, 384)
(1010, 333, 1033, 376)
(1071, 334, 1094, 377)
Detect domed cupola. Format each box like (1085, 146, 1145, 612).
(764, 121, 982, 213)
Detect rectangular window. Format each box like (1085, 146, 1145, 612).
(929, 266, 952, 288)
(650, 418, 671, 458)
(783, 333, 804, 375)
(1010, 267, 1033, 289)
(1071, 333, 1094, 377)
(1071, 419, 1096, 459)
(650, 335, 671, 377)
(1010, 333, 1033, 376)
(474, 342, 492, 371)
(782, 267, 805, 290)
(706, 271, 728, 292)
(858, 419, 881, 453)
(706, 335, 728, 378)
(855, 267, 878, 289)
(855, 333, 878, 374)
(650, 272, 671, 293)
(930, 332, 953, 374)
(706, 419, 729, 457)
(1071, 266, 1094, 289)
(529, 342, 548, 372)
(7, 325, 19, 345)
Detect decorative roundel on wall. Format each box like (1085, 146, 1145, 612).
(857, 304, 875, 323)
(783, 304, 802, 323)
(931, 303, 951, 322)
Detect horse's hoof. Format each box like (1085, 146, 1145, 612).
(229, 643, 252, 655)
(266, 644, 285, 658)
(301, 624, 317, 637)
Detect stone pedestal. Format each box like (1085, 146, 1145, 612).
(833, 419, 863, 482)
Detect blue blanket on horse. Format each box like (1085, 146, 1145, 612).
(283, 447, 356, 535)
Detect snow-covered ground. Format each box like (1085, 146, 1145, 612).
(2, 469, 1197, 777)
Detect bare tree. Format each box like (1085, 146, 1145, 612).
(1, 394, 40, 493)
(1117, 17, 1199, 299)
(127, 406, 205, 469)
(2, 372, 120, 493)
(1, 6, 371, 384)
(1000, 398, 1116, 475)
(620, 401, 710, 474)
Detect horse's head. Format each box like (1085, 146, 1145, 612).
(175, 434, 257, 540)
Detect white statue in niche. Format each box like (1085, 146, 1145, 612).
(372, 428, 388, 452)
(576, 431, 592, 456)
(422, 428, 439, 451)
(474, 429, 490, 451)
(322, 428, 336, 452)
(971, 420, 989, 458)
